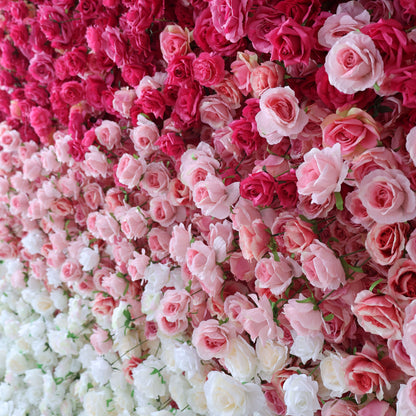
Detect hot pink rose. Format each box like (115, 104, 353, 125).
(255, 86, 308, 144)
(240, 171, 276, 207)
(296, 143, 348, 205)
(352, 290, 403, 340)
(301, 239, 346, 290)
(95, 120, 121, 151)
(358, 169, 416, 224)
(192, 319, 236, 360)
(193, 52, 225, 87)
(116, 154, 146, 189)
(325, 32, 384, 94)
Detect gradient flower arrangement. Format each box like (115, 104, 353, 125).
(0, 0, 416, 415)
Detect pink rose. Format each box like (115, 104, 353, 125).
(208, 0, 251, 43)
(229, 252, 256, 282)
(113, 89, 136, 118)
(255, 256, 301, 297)
(193, 52, 225, 87)
(148, 196, 177, 227)
(116, 154, 146, 189)
(250, 61, 284, 99)
(321, 107, 380, 157)
(0, 129, 20, 151)
(90, 326, 113, 355)
(199, 96, 234, 130)
(95, 213, 120, 242)
(92, 293, 117, 316)
(231, 50, 258, 96)
(352, 290, 403, 340)
(321, 400, 358, 416)
(255, 86, 308, 144)
(296, 143, 348, 205)
(148, 228, 170, 260)
(325, 32, 384, 94)
(397, 377, 416, 416)
(239, 219, 270, 261)
(406, 229, 416, 264)
(95, 120, 121, 151)
(169, 223, 191, 264)
(193, 174, 239, 220)
(156, 315, 188, 336)
(130, 115, 159, 157)
(157, 289, 190, 322)
(406, 126, 416, 166)
(192, 319, 236, 360)
(365, 222, 408, 266)
(82, 183, 104, 211)
(357, 399, 395, 416)
(224, 292, 254, 331)
(60, 258, 83, 283)
(83, 146, 110, 178)
(240, 171, 276, 207)
(342, 343, 392, 400)
(141, 162, 170, 197)
(283, 296, 322, 336)
(403, 300, 416, 368)
(22, 155, 42, 182)
(358, 169, 416, 224)
(160, 25, 191, 63)
(388, 338, 416, 377)
(283, 217, 316, 255)
(120, 207, 148, 240)
(127, 252, 149, 282)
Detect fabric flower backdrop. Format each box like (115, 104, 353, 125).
(0, 0, 416, 415)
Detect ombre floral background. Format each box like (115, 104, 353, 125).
(1, 0, 416, 415)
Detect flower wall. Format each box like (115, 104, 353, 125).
(1, 0, 416, 415)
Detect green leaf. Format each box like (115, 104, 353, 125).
(374, 82, 380, 92)
(369, 278, 384, 293)
(323, 313, 334, 321)
(296, 296, 315, 304)
(334, 192, 343, 211)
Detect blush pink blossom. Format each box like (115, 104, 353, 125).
(120, 207, 148, 240)
(95, 120, 121, 151)
(90, 326, 113, 355)
(83, 146, 109, 178)
(239, 219, 270, 261)
(160, 25, 191, 63)
(250, 61, 284, 98)
(116, 154, 146, 189)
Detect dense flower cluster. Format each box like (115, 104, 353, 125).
(1, 0, 416, 415)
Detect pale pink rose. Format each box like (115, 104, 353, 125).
(141, 162, 170, 197)
(157, 315, 188, 336)
(102, 273, 129, 299)
(82, 182, 105, 210)
(397, 377, 416, 416)
(129, 118, 159, 158)
(192, 319, 236, 360)
(365, 222, 408, 266)
(0, 129, 21, 151)
(120, 207, 148, 240)
(255, 255, 301, 297)
(283, 296, 322, 336)
(169, 223, 191, 264)
(207, 220, 234, 263)
(199, 96, 234, 129)
(296, 143, 348, 205)
(160, 25, 191, 63)
(40, 147, 60, 173)
(90, 326, 113, 355)
(231, 50, 258, 96)
(224, 292, 254, 332)
(239, 219, 270, 261)
(301, 239, 346, 290)
(345, 189, 373, 228)
(83, 146, 109, 178)
(60, 258, 83, 283)
(212, 127, 242, 165)
(352, 290, 403, 340)
(321, 399, 358, 416)
(283, 217, 316, 256)
(148, 227, 170, 260)
(358, 169, 416, 224)
(403, 300, 416, 368)
(239, 294, 283, 344)
(406, 229, 416, 264)
(148, 196, 177, 227)
(214, 74, 242, 110)
(105, 188, 125, 212)
(9, 193, 29, 216)
(0, 151, 13, 172)
(113, 88, 136, 118)
(358, 399, 395, 416)
(193, 174, 239, 220)
(318, 2, 370, 48)
(250, 61, 284, 98)
(95, 213, 120, 241)
(127, 252, 149, 282)
(255, 86, 308, 144)
(342, 342, 391, 400)
(92, 292, 117, 316)
(93, 267, 113, 292)
(253, 155, 289, 177)
(167, 177, 191, 207)
(86, 212, 99, 238)
(229, 252, 256, 281)
(388, 338, 416, 377)
(158, 289, 190, 322)
(325, 32, 384, 94)
(180, 143, 220, 190)
(95, 120, 121, 150)
(209, 0, 251, 43)
(22, 154, 42, 181)
(231, 197, 262, 231)
(116, 154, 145, 189)
(406, 126, 416, 167)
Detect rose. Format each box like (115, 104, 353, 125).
(275, 169, 298, 209)
(239, 219, 270, 261)
(301, 239, 346, 290)
(283, 374, 321, 416)
(116, 154, 145, 189)
(406, 126, 416, 167)
(231, 50, 258, 96)
(342, 342, 391, 400)
(83, 146, 109, 178)
(193, 52, 225, 87)
(325, 32, 384, 94)
(230, 118, 262, 156)
(130, 115, 159, 157)
(192, 319, 235, 360)
(358, 168, 416, 224)
(120, 207, 148, 240)
(199, 96, 234, 130)
(320, 353, 348, 398)
(397, 377, 416, 416)
(296, 143, 348, 205)
(283, 296, 322, 336)
(357, 399, 395, 416)
(321, 107, 380, 157)
(290, 333, 324, 364)
(255, 86, 308, 144)
(403, 300, 416, 368)
(240, 172, 276, 207)
(365, 222, 408, 266)
(388, 259, 416, 305)
(256, 339, 289, 382)
(283, 217, 315, 255)
(321, 400, 359, 416)
(148, 196, 177, 227)
(160, 24, 191, 63)
(95, 120, 121, 151)
(268, 18, 313, 66)
(90, 326, 113, 355)
(352, 290, 403, 340)
(250, 61, 284, 98)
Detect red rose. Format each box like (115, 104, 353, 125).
(136, 88, 166, 119)
(171, 83, 202, 130)
(275, 170, 298, 208)
(240, 171, 276, 207)
(230, 118, 262, 156)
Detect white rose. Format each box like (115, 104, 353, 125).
(21, 230, 45, 254)
(6, 349, 29, 375)
(132, 356, 168, 400)
(169, 374, 191, 410)
(79, 247, 100, 271)
(83, 390, 117, 416)
(31, 293, 55, 315)
(141, 287, 162, 320)
(112, 330, 141, 361)
(48, 330, 79, 356)
(290, 333, 324, 364)
(173, 343, 202, 380)
(256, 339, 288, 382)
(143, 263, 170, 291)
(204, 371, 267, 416)
(283, 374, 321, 416)
(187, 384, 208, 414)
(223, 336, 257, 383)
(90, 357, 113, 385)
(319, 352, 348, 398)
